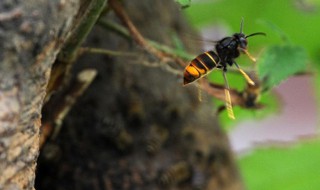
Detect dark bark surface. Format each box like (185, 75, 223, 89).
(0, 0, 243, 189)
(37, 0, 244, 190)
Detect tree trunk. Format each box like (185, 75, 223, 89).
(0, 0, 244, 189)
(0, 0, 97, 189)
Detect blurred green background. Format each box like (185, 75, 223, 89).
(178, 0, 320, 189)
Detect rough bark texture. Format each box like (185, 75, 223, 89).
(36, 0, 244, 190)
(0, 0, 81, 189)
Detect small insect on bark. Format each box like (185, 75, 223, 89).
(183, 19, 265, 119)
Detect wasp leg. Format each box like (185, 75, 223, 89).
(233, 62, 255, 86)
(239, 48, 256, 62)
(222, 71, 235, 120)
(198, 86, 202, 102)
(194, 81, 203, 102)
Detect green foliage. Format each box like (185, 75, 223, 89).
(183, 1, 320, 189)
(182, 0, 320, 68)
(175, 0, 320, 186)
(182, 0, 320, 122)
(238, 139, 320, 190)
(258, 45, 307, 90)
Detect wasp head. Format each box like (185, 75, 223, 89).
(234, 33, 248, 50)
(237, 19, 266, 50)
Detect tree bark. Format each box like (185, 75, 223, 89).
(0, 0, 87, 189)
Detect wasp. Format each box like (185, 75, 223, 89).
(183, 19, 265, 119)
(159, 161, 191, 186)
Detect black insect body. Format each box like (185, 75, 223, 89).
(215, 32, 264, 70)
(183, 19, 265, 119)
(216, 34, 246, 68)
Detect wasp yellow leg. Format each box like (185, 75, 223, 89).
(223, 71, 235, 120)
(233, 62, 255, 86)
(238, 68, 255, 86)
(198, 86, 202, 102)
(242, 49, 256, 62)
(194, 82, 203, 102)
(224, 89, 235, 119)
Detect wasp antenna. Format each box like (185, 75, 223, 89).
(240, 18, 244, 34)
(246, 32, 266, 38)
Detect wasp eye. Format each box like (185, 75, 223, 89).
(240, 38, 248, 49)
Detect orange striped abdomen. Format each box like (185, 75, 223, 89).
(183, 51, 220, 85)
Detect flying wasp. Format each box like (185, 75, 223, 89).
(183, 19, 265, 119)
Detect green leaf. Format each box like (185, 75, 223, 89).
(182, 0, 320, 69)
(175, 0, 191, 9)
(238, 139, 320, 190)
(257, 45, 307, 90)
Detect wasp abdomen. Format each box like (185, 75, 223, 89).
(183, 51, 220, 85)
